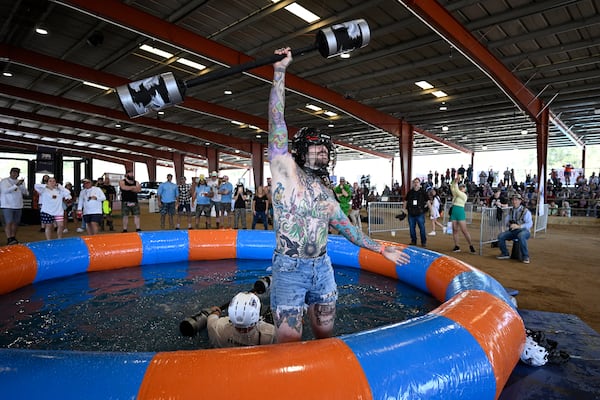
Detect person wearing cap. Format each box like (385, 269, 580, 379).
(0, 167, 29, 245)
(36, 176, 72, 240)
(496, 193, 533, 264)
(208, 171, 222, 228)
(333, 177, 352, 216)
(206, 292, 275, 348)
(119, 170, 142, 232)
(176, 176, 192, 230)
(267, 47, 409, 344)
(218, 175, 234, 229)
(193, 175, 213, 228)
(157, 174, 179, 229)
(76, 178, 106, 235)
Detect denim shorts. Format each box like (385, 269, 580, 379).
(270, 252, 338, 315)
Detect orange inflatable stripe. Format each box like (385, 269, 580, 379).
(188, 229, 237, 260)
(425, 255, 475, 300)
(435, 290, 525, 399)
(83, 233, 143, 272)
(0, 245, 37, 294)
(138, 338, 372, 399)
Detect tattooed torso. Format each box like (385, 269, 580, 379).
(270, 156, 335, 257)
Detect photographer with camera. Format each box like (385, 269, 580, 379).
(206, 291, 275, 348)
(496, 193, 533, 264)
(179, 276, 274, 348)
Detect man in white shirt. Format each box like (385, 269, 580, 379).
(0, 167, 29, 245)
(76, 178, 106, 235)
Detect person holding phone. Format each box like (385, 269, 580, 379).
(0, 167, 29, 245)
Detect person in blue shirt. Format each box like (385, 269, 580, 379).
(496, 194, 533, 264)
(157, 174, 179, 229)
(193, 175, 213, 229)
(218, 175, 234, 229)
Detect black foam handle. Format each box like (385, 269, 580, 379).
(184, 44, 317, 88)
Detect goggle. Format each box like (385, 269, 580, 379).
(305, 134, 331, 145)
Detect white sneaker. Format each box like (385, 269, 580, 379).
(442, 227, 447, 234)
(63, 228, 69, 233)
(428, 231, 436, 236)
(76, 227, 85, 233)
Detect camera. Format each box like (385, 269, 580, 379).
(253, 276, 271, 294)
(179, 308, 211, 337)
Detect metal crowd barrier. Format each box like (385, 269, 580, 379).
(367, 202, 407, 235)
(534, 203, 549, 237)
(478, 206, 512, 255)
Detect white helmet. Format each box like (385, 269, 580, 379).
(520, 336, 548, 366)
(228, 292, 261, 328)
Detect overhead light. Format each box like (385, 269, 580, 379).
(235, 149, 240, 154)
(139, 44, 173, 59)
(439, 105, 447, 111)
(176, 57, 206, 71)
(231, 120, 244, 126)
(248, 125, 259, 130)
(521, 129, 528, 135)
(482, 145, 488, 150)
(324, 111, 337, 117)
(328, 124, 334, 128)
(157, 111, 165, 115)
(272, 1, 320, 23)
(442, 126, 449, 132)
(35, 26, 49, 35)
(224, 90, 233, 95)
(415, 81, 434, 90)
(305, 104, 322, 111)
(83, 81, 110, 90)
(2, 71, 12, 77)
(432, 90, 448, 98)
(115, 123, 122, 128)
(205, 142, 210, 146)
(256, 134, 262, 139)
(433, 149, 439, 154)
(340, 53, 350, 59)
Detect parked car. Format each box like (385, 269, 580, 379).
(137, 181, 161, 199)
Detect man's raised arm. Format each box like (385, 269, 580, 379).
(268, 48, 293, 161)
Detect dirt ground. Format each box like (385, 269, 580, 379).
(7, 204, 600, 333)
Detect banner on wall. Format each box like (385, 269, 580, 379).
(36, 146, 55, 174)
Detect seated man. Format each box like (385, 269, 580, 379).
(207, 292, 275, 348)
(496, 194, 533, 264)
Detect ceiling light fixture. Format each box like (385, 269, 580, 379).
(482, 145, 488, 150)
(231, 120, 244, 126)
(176, 57, 206, 71)
(432, 90, 448, 98)
(272, 1, 320, 23)
(305, 104, 322, 112)
(442, 126, 449, 132)
(83, 81, 110, 90)
(340, 53, 350, 59)
(35, 26, 49, 35)
(2, 71, 12, 77)
(415, 81, 433, 90)
(324, 111, 337, 117)
(139, 44, 173, 59)
(521, 129, 528, 135)
(224, 90, 232, 95)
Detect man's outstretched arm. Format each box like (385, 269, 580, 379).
(268, 48, 292, 161)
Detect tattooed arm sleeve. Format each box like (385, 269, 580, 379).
(330, 206, 382, 253)
(268, 65, 289, 161)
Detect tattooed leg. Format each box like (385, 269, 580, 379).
(309, 302, 336, 339)
(274, 306, 304, 343)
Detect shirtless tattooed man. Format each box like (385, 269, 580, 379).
(268, 47, 410, 343)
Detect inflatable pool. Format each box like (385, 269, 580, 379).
(0, 230, 524, 399)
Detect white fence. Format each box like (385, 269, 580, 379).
(534, 203, 549, 237)
(478, 206, 511, 255)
